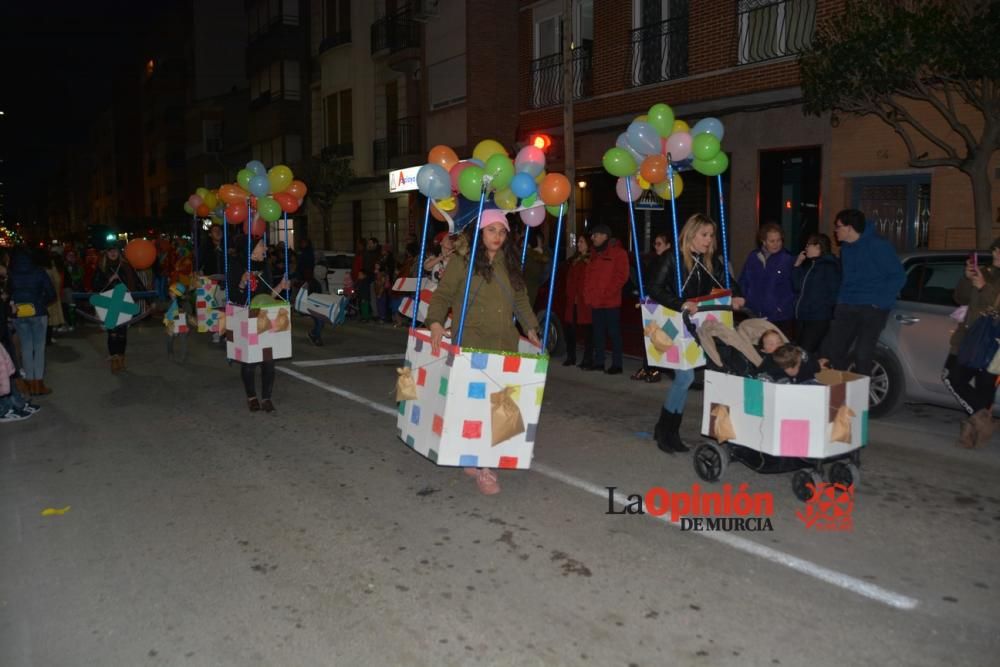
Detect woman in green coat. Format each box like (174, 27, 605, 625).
(425, 208, 542, 495)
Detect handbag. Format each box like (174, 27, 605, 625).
(14, 303, 37, 318)
(957, 295, 1000, 370)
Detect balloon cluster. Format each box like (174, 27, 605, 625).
(415, 140, 572, 228)
(185, 161, 308, 237)
(602, 103, 728, 203)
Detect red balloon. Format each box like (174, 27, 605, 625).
(286, 180, 308, 199)
(273, 192, 299, 214)
(196, 203, 210, 217)
(450, 161, 475, 194)
(244, 216, 266, 237)
(226, 202, 248, 223)
(124, 239, 157, 270)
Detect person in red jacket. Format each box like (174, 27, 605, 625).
(563, 234, 593, 368)
(583, 224, 630, 374)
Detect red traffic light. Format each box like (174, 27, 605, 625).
(529, 133, 552, 152)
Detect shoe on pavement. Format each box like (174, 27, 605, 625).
(476, 469, 501, 495)
(20, 402, 41, 414)
(248, 397, 261, 412)
(261, 399, 275, 413)
(1, 408, 27, 422)
(605, 366, 623, 375)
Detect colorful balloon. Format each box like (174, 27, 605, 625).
(616, 176, 642, 203)
(692, 133, 722, 161)
(665, 131, 692, 162)
(521, 194, 538, 208)
(672, 119, 690, 134)
(510, 172, 537, 199)
(268, 165, 293, 194)
(627, 121, 660, 156)
(245, 216, 267, 237)
(196, 203, 210, 217)
(640, 155, 668, 184)
(219, 184, 249, 205)
(189, 194, 203, 208)
(183, 202, 194, 215)
(494, 188, 517, 211)
(647, 103, 675, 138)
(652, 172, 684, 200)
(458, 165, 486, 201)
(449, 161, 475, 194)
(427, 145, 459, 172)
(286, 180, 308, 199)
(472, 139, 507, 164)
(417, 164, 451, 199)
(693, 152, 729, 176)
(539, 173, 571, 206)
(484, 153, 515, 191)
(545, 205, 563, 217)
(520, 206, 546, 227)
(273, 192, 299, 214)
(246, 160, 267, 176)
(258, 197, 282, 222)
(204, 191, 218, 209)
(615, 133, 644, 165)
(514, 146, 545, 177)
(237, 169, 254, 190)
(124, 239, 157, 270)
(226, 202, 249, 223)
(602, 147, 638, 178)
(691, 117, 725, 141)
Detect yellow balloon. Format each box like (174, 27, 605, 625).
(204, 191, 218, 209)
(437, 196, 457, 211)
(472, 139, 507, 164)
(637, 175, 651, 190)
(534, 170, 547, 184)
(494, 188, 517, 211)
(672, 120, 690, 134)
(635, 115, 649, 123)
(653, 172, 684, 200)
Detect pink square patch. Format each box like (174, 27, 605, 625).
(240, 320, 249, 338)
(248, 333, 259, 345)
(461, 420, 483, 439)
(665, 345, 680, 364)
(234, 347, 243, 361)
(779, 419, 810, 457)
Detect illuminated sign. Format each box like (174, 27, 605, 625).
(389, 166, 421, 193)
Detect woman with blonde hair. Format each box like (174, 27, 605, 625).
(646, 214, 744, 454)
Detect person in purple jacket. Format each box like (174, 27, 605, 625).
(738, 223, 795, 336)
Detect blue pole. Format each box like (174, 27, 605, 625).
(667, 163, 683, 296)
(541, 203, 565, 353)
(246, 201, 253, 307)
(455, 186, 488, 347)
(282, 211, 290, 301)
(716, 174, 731, 290)
(223, 212, 230, 305)
(624, 177, 646, 301)
(520, 219, 531, 271)
(411, 197, 433, 333)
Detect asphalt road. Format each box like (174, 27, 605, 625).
(1, 315, 998, 666)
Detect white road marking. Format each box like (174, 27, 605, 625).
(279, 367, 920, 612)
(292, 354, 404, 367)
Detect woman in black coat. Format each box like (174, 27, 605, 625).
(792, 233, 841, 355)
(647, 214, 743, 454)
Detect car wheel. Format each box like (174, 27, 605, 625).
(868, 347, 903, 418)
(536, 311, 566, 357)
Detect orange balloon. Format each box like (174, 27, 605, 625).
(286, 180, 308, 199)
(196, 203, 210, 217)
(430, 203, 447, 222)
(124, 239, 157, 270)
(219, 184, 249, 205)
(539, 173, 571, 206)
(640, 155, 668, 184)
(428, 145, 459, 172)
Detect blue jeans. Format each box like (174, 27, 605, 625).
(664, 368, 695, 414)
(309, 315, 325, 338)
(13, 315, 48, 380)
(0, 379, 28, 413)
(591, 307, 623, 368)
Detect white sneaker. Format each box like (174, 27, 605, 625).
(1, 408, 26, 422)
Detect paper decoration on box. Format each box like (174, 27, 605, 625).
(165, 312, 189, 336)
(295, 288, 343, 323)
(90, 284, 141, 330)
(398, 285, 451, 327)
(641, 292, 733, 370)
(396, 328, 548, 470)
(196, 276, 224, 333)
(225, 302, 292, 363)
(392, 277, 418, 292)
(701, 370, 869, 460)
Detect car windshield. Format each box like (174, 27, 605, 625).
(899, 257, 985, 306)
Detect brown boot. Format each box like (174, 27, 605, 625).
(970, 409, 994, 448)
(956, 417, 977, 449)
(15, 378, 30, 396)
(34, 379, 52, 396)
(110, 356, 121, 374)
(119, 355, 127, 371)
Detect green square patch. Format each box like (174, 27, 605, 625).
(743, 377, 764, 417)
(534, 356, 549, 374)
(397, 400, 406, 415)
(428, 448, 438, 462)
(438, 377, 449, 396)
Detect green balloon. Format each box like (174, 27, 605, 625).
(693, 152, 729, 177)
(692, 134, 721, 161)
(647, 103, 675, 137)
(484, 154, 515, 191)
(258, 197, 282, 222)
(545, 205, 563, 217)
(237, 168, 254, 190)
(458, 166, 486, 201)
(521, 194, 538, 207)
(602, 147, 638, 178)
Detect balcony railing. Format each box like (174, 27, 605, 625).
(629, 14, 689, 88)
(319, 30, 352, 53)
(529, 42, 592, 109)
(370, 8, 421, 55)
(372, 116, 421, 171)
(737, 0, 816, 64)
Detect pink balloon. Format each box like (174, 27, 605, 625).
(616, 176, 642, 203)
(665, 131, 692, 162)
(514, 146, 546, 177)
(189, 194, 203, 208)
(449, 161, 475, 194)
(520, 206, 546, 227)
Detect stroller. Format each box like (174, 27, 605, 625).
(685, 310, 866, 501)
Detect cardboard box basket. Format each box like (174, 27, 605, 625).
(396, 328, 548, 470)
(641, 292, 733, 371)
(701, 370, 870, 460)
(196, 276, 224, 333)
(225, 302, 292, 363)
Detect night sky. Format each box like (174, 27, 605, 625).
(0, 1, 172, 224)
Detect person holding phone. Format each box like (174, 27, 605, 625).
(943, 238, 1000, 448)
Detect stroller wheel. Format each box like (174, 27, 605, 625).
(792, 470, 824, 502)
(827, 462, 860, 489)
(693, 442, 728, 482)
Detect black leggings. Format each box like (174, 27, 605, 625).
(241, 361, 275, 399)
(797, 319, 830, 355)
(108, 325, 128, 355)
(942, 354, 997, 416)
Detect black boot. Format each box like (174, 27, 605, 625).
(655, 408, 674, 454)
(665, 411, 690, 453)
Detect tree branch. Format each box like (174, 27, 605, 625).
(884, 97, 963, 160)
(869, 103, 964, 170)
(900, 78, 978, 150)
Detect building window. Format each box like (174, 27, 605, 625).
(428, 55, 467, 110)
(323, 0, 351, 48)
(325, 89, 353, 157)
(530, 1, 593, 108)
(630, 0, 688, 87)
(251, 60, 301, 105)
(203, 120, 223, 154)
(283, 61, 301, 101)
(737, 0, 816, 65)
(249, 0, 299, 40)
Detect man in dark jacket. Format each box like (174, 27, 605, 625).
(822, 209, 905, 375)
(583, 224, 630, 374)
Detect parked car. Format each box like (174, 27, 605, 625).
(315, 251, 355, 295)
(870, 249, 995, 417)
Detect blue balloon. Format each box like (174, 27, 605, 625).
(248, 174, 270, 197)
(627, 121, 661, 156)
(468, 158, 485, 167)
(416, 164, 450, 199)
(510, 172, 537, 199)
(691, 117, 725, 141)
(615, 132, 644, 165)
(246, 160, 267, 176)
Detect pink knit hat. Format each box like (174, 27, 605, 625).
(478, 209, 510, 231)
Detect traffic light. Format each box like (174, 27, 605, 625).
(529, 133, 552, 152)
